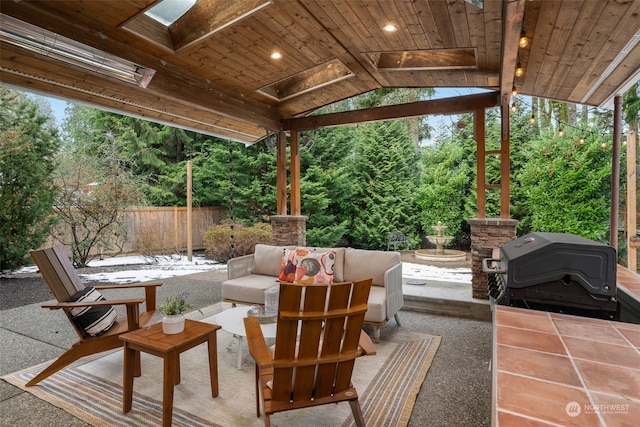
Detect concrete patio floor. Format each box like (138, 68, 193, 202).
(0, 252, 493, 427)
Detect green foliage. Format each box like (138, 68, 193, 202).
(202, 222, 272, 262)
(159, 292, 193, 315)
(44, 85, 639, 256)
(347, 120, 420, 249)
(0, 87, 61, 270)
(514, 128, 612, 241)
(623, 82, 639, 132)
(299, 127, 355, 247)
(417, 139, 472, 243)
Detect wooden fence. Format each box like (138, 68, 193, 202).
(46, 206, 227, 256)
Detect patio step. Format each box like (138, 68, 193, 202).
(401, 279, 491, 321)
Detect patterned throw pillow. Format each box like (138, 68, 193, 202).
(69, 287, 118, 336)
(293, 249, 336, 284)
(279, 248, 297, 282)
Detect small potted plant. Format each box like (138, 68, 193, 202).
(159, 292, 193, 334)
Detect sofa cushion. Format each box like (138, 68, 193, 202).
(364, 285, 387, 323)
(293, 249, 336, 284)
(343, 248, 401, 286)
(253, 244, 288, 277)
(304, 247, 345, 282)
(222, 274, 279, 305)
(279, 249, 297, 282)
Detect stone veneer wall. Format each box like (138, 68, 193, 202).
(468, 218, 518, 299)
(270, 215, 307, 246)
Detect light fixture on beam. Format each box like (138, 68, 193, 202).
(515, 62, 524, 77)
(0, 14, 156, 88)
(518, 31, 529, 49)
(511, 85, 517, 96)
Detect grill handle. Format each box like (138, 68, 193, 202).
(482, 257, 506, 274)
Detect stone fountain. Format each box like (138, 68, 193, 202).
(415, 221, 467, 262)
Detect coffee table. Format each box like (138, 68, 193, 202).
(212, 306, 277, 369)
(120, 319, 220, 427)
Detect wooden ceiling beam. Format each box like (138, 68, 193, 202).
(282, 91, 500, 132)
(500, 0, 526, 106)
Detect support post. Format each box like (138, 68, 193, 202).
(469, 218, 518, 299)
(187, 160, 193, 261)
(276, 131, 288, 215)
(290, 131, 301, 216)
(611, 96, 622, 250)
(626, 131, 637, 271)
(475, 109, 486, 218)
(500, 101, 510, 218)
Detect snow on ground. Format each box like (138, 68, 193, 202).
(80, 254, 226, 284)
(403, 262, 472, 284)
(13, 254, 470, 285)
(14, 254, 226, 284)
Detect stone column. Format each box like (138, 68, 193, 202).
(270, 215, 307, 246)
(468, 218, 518, 299)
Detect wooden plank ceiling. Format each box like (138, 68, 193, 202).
(1, 0, 639, 145)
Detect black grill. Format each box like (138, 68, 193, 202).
(483, 232, 617, 318)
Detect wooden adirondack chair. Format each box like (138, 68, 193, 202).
(27, 246, 161, 387)
(244, 278, 376, 427)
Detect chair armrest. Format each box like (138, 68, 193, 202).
(93, 282, 161, 312)
(43, 298, 145, 310)
(383, 262, 404, 320)
(243, 316, 273, 368)
(93, 281, 162, 290)
(227, 254, 254, 280)
(358, 330, 376, 356)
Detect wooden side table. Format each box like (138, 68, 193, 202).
(120, 319, 221, 427)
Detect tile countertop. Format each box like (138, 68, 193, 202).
(492, 304, 640, 426)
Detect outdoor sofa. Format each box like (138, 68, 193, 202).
(222, 244, 403, 342)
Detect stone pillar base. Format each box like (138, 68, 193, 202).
(468, 218, 518, 299)
(270, 215, 307, 246)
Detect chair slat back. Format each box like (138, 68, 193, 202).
(272, 278, 372, 403)
(30, 246, 85, 302)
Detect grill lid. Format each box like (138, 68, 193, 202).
(499, 232, 616, 297)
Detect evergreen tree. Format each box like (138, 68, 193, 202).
(514, 126, 612, 241)
(299, 126, 355, 246)
(0, 87, 61, 270)
(348, 120, 420, 249)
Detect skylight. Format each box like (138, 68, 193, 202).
(145, 0, 197, 26)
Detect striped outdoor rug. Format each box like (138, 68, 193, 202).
(3, 303, 440, 427)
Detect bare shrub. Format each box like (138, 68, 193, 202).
(203, 222, 272, 262)
(133, 220, 173, 263)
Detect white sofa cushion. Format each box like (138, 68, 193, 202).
(343, 248, 401, 286)
(222, 274, 279, 305)
(252, 244, 289, 277)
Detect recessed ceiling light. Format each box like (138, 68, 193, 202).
(382, 24, 397, 32)
(270, 52, 283, 60)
